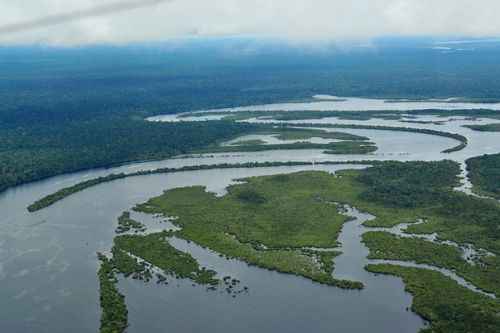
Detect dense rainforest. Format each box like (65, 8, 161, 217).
(2, 37, 500, 192)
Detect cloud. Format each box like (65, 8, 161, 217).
(1, 0, 500, 46)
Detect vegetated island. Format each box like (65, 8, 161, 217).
(171, 116, 468, 153)
(465, 153, 500, 200)
(248, 128, 370, 141)
(98, 214, 225, 332)
(134, 172, 364, 289)
(193, 140, 376, 155)
(192, 127, 376, 154)
(97, 253, 128, 333)
(465, 123, 500, 132)
(279, 123, 468, 153)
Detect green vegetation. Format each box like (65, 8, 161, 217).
(190, 108, 500, 124)
(254, 128, 369, 141)
(1, 120, 259, 194)
(27, 173, 128, 212)
(365, 264, 500, 333)
(465, 123, 500, 132)
(350, 161, 500, 254)
(441, 142, 467, 153)
(97, 253, 128, 333)
(116, 211, 146, 234)
(399, 120, 445, 125)
(193, 141, 377, 154)
(189, 108, 500, 122)
(135, 172, 364, 288)
(466, 153, 500, 199)
(356, 160, 462, 209)
(363, 231, 500, 296)
(190, 110, 402, 122)
(111, 246, 152, 280)
(131, 161, 499, 290)
(95, 160, 499, 331)
(6, 42, 500, 195)
(282, 123, 468, 153)
(405, 108, 500, 120)
(114, 232, 219, 285)
(27, 160, 376, 212)
(231, 139, 267, 146)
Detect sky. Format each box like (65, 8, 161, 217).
(1, 0, 500, 46)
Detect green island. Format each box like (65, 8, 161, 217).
(251, 128, 369, 141)
(193, 140, 376, 154)
(465, 123, 500, 132)
(272, 123, 468, 153)
(466, 153, 500, 200)
(196, 127, 375, 154)
(114, 232, 220, 285)
(362, 231, 499, 296)
(135, 172, 365, 289)
(365, 264, 500, 333)
(115, 211, 146, 234)
(231, 139, 267, 146)
(399, 120, 445, 125)
(97, 253, 128, 333)
(27, 173, 130, 212)
(27, 160, 376, 212)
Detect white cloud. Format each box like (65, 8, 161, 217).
(1, 0, 500, 46)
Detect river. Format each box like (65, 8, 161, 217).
(1, 97, 499, 332)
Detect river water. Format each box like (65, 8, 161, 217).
(1, 97, 500, 332)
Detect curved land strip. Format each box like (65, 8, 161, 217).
(192, 141, 377, 155)
(236, 128, 370, 141)
(365, 264, 500, 333)
(27, 161, 375, 212)
(466, 153, 500, 200)
(280, 123, 468, 153)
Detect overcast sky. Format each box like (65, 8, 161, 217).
(1, 0, 499, 46)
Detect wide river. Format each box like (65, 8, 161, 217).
(1, 97, 500, 332)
